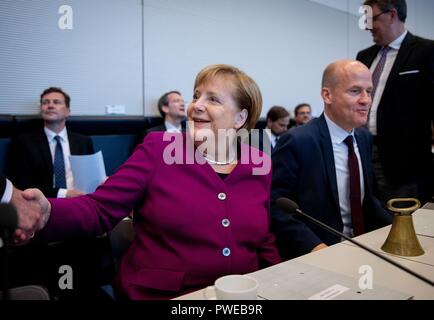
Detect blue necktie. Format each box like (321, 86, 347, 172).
(54, 135, 66, 189)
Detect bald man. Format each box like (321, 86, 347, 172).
(271, 60, 391, 260)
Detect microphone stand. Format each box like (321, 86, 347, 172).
(294, 207, 434, 287)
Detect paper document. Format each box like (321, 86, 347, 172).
(70, 151, 107, 194)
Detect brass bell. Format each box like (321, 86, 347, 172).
(381, 198, 424, 256)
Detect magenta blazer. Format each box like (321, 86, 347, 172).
(42, 132, 281, 299)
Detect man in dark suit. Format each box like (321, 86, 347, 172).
(143, 90, 186, 137)
(356, 0, 434, 204)
(8, 87, 94, 198)
(5, 88, 105, 299)
(252, 106, 290, 155)
(271, 60, 391, 260)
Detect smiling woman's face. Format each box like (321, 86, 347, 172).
(187, 75, 247, 145)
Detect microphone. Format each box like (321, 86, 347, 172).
(0, 203, 18, 301)
(276, 197, 434, 287)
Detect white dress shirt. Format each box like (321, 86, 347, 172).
(1, 178, 13, 203)
(325, 114, 365, 237)
(44, 127, 73, 198)
(368, 30, 407, 135)
(264, 129, 278, 148)
(165, 121, 182, 133)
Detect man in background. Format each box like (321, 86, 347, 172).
(253, 105, 290, 155)
(7, 87, 94, 198)
(293, 103, 312, 127)
(144, 90, 186, 136)
(357, 0, 434, 204)
(6, 88, 106, 300)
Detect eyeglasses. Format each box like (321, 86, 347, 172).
(372, 10, 390, 21)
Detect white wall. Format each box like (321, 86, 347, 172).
(142, 0, 371, 117)
(0, 0, 142, 115)
(0, 0, 433, 117)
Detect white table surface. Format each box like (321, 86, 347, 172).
(176, 205, 434, 300)
(343, 208, 434, 267)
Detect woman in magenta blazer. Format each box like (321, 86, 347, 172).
(30, 64, 281, 299)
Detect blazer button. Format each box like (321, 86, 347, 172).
(222, 247, 231, 257)
(218, 192, 227, 200)
(221, 218, 230, 228)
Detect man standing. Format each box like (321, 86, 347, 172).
(357, 0, 434, 204)
(145, 90, 186, 135)
(8, 87, 94, 198)
(293, 103, 312, 127)
(271, 60, 391, 260)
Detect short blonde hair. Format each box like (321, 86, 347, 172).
(194, 64, 262, 130)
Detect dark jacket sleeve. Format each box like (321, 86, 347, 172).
(358, 129, 392, 229)
(270, 133, 323, 260)
(84, 135, 94, 154)
(8, 132, 95, 198)
(6, 134, 60, 198)
(0, 174, 6, 199)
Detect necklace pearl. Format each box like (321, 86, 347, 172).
(203, 154, 235, 165)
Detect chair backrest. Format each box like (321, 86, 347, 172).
(0, 138, 10, 174)
(109, 218, 135, 271)
(91, 135, 138, 176)
(0, 285, 50, 300)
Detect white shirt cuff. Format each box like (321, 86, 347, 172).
(57, 188, 67, 198)
(1, 179, 13, 203)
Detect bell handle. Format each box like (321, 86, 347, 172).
(386, 198, 421, 214)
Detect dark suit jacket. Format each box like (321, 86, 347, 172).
(7, 129, 94, 198)
(146, 123, 167, 134)
(140, 121, 187, 144)
(250, 129, 273, 156)
(0, 174, 6, 199)
(356, 32, 434, 187)
(271, 114, 391, 260)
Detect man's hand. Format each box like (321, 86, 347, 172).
(10, 188, 51, 244)
(22, 188, 51, 230)
(11, 187, 42, 231)
(311, 243, 328, 252)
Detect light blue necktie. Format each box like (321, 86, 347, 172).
(54, 135, 66, 189)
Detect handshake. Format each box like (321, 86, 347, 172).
(6, 187, 51, 245)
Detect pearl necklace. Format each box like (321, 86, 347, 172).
(203, 154, 235, 165)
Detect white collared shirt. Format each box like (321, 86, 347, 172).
(44, 127, 73, 198)
(264, 129, 278, 148)
(324, 114, 365, 237)
(368, 30, 408, 135)
(1, 178, 13, 203)
(165, 121, 182, 133)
